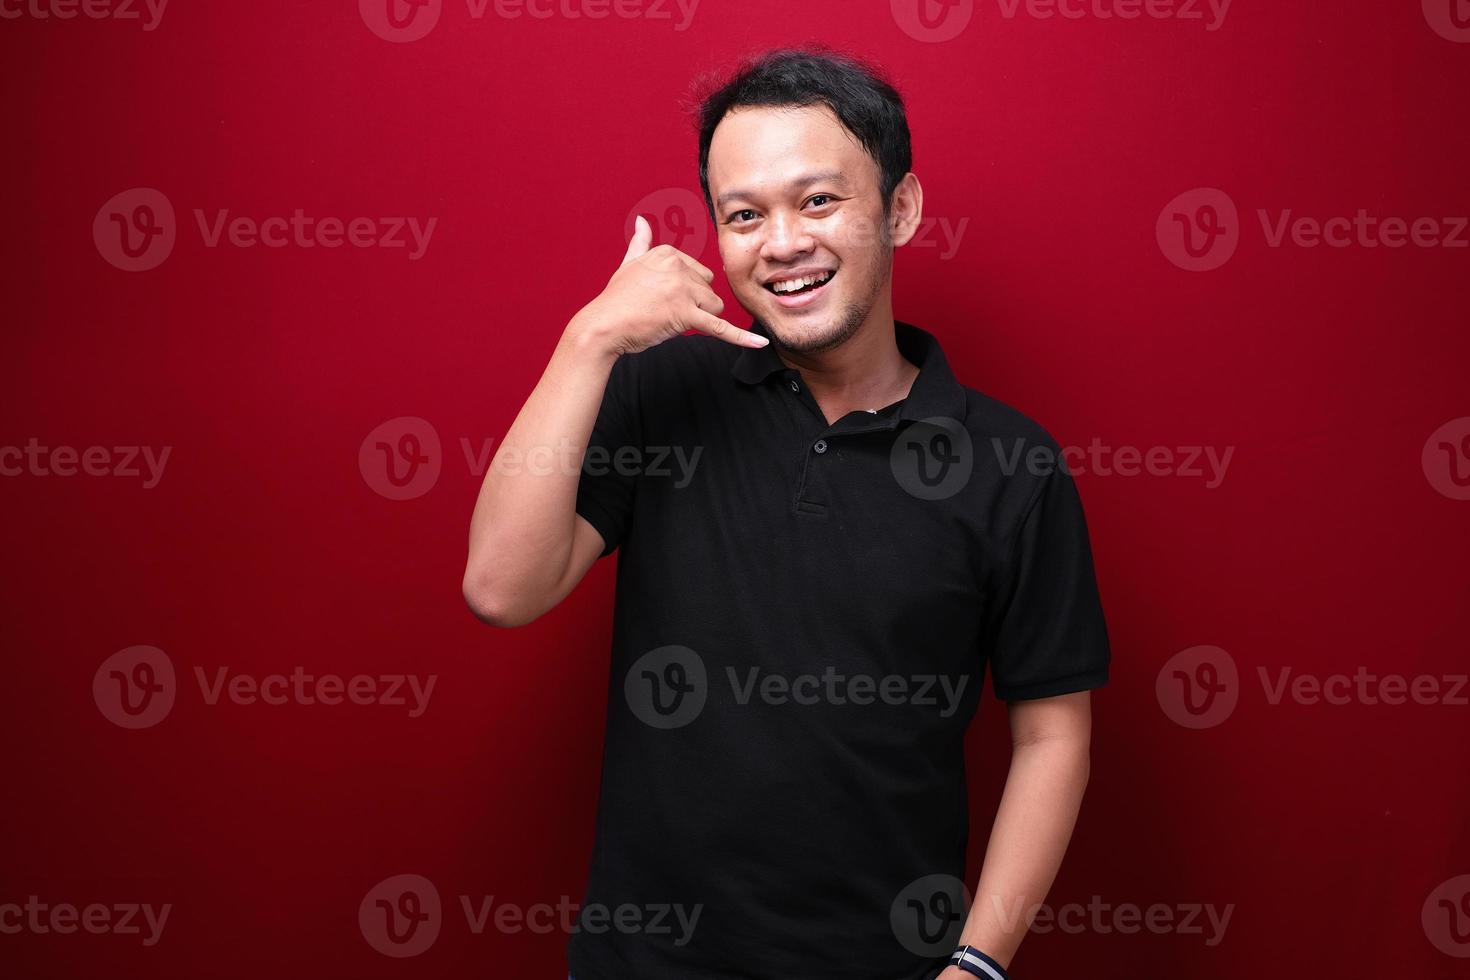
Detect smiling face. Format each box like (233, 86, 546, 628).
(707, 104, 914, 355)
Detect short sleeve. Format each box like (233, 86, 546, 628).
(983, 467, 1111, 701)
(574, 353, 642, 559)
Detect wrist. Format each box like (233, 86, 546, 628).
(562, 309, 626, 364)
(949, 944, 1010, 980)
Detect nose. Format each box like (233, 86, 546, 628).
(758, 209, 816, 264)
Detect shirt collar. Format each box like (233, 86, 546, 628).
(731, 319, 967, 423)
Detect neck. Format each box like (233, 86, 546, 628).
(774, 300, 918, 411)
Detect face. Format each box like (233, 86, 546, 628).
(706, 104, 920, 355)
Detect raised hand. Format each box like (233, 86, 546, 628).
(575, 214, 768, 356)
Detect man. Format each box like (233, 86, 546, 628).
(463, 47, 1110, 980)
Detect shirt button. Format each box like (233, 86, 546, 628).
(789, 379, 800, 393)
(813, 439, 828, 454)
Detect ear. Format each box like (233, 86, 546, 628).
(887, 172, 925, 248)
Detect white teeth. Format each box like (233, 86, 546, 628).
(770, 271, 832, 293)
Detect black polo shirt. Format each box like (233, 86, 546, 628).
(568, 319, 1109, 980)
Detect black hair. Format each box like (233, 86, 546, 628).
(688, 46, 912, 223)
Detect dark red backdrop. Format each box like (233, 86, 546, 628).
(4, 1, 1468, 977)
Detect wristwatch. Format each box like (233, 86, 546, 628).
(949, 944, 1009, 980)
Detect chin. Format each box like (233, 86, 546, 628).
(758, 320, 834, 355)
(763, 306, 866, 355)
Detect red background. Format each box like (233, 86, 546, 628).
(4, 1, 1468, 976)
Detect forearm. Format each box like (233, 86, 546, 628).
(954, 736, 1091, 969)
(462, 312, 618, 621)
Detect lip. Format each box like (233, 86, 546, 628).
(765, 270, 836, 310)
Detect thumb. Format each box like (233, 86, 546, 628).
(620, 214, 653, 266)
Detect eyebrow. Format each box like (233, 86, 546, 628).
(714, 170, 851, 211)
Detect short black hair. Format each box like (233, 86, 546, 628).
(689, 46, 912, 223)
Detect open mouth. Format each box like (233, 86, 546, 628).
(763, 269, 836, 297)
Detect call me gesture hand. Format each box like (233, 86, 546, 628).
(572, 214, 769, 357)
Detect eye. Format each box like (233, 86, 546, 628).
(807, 194, 835, 209)
(728, 209, 758, 225)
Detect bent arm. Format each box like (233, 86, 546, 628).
(462, 216, 761, 628)
(461, 314, 617, 628)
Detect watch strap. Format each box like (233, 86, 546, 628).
(949, 944, 1009, 980)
